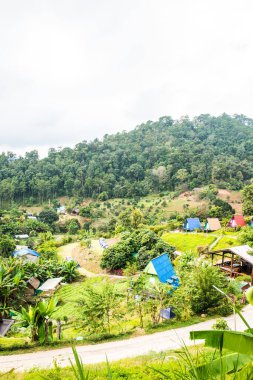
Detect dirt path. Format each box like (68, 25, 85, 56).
(0, 305, 252, 372)
(58, 241, 123, 278)
(58, 242, 97, 277)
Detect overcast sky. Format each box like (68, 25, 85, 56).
(1, 0, 253, 157)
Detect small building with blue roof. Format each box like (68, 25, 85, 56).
(183, 217, 202, 231)
(143, 253, 180, 289)
(13, 248, 40, 263)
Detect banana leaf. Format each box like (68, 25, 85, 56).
(190, 330, 253, 356)
(192, 353, 252, 378)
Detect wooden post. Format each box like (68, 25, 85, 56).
(231, 253, 234, 277)
(57, 319, 61, 340)
(45, 318, 49, 344)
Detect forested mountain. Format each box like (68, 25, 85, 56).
(1, 113, 253, 204)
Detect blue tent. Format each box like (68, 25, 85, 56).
(160, 307, 176, 320)
(144, 253, 180, 289)
(13, 248, 40, 258)
(184, 218, 202, 231)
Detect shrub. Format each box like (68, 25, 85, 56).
(212, 318, 230, 330)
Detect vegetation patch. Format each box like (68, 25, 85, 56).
(162, 232, 216, 253)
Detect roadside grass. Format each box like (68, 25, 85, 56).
(0, 345, 210, 380)
(162, 232, 216, 252)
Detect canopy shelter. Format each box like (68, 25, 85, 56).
(183, 218, 202, 231)
(209, 245, 253, 285)
(13, 248, 40, 263)
(204, 218, 221, 232)
(144, 253, 180, 289)
(228, 215, 246, 228)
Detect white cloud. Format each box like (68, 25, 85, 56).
(0, 0, 253, 156)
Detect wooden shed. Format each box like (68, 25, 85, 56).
(209, 245, 253, 285)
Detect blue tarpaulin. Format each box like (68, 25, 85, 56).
(13, 248, 40, 258)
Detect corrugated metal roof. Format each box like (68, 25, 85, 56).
(210, 245, 253, 265)
(229, 245, 253, 265)
(38, 277, 63, 291)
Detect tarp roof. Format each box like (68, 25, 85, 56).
(38, 277, 63, 291)
(210, 245, 253, 265)
(205, 218, 221, 231)
(184, 218, 201, 231)
(13, 248, 40, 258)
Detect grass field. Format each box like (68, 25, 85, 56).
(162, 232, 217, 252)
(211, 236, 240, 250)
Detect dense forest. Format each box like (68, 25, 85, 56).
(1, 113, 253, 204)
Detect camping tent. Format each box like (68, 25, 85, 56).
(204, 218, 221, 232)
(144, 253, 180, 289)
(183, 218, 202, 231)
(13, 248, 40, 263)
(228, 215, 246, 228)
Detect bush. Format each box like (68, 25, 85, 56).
(212, 318, 230, 330)
(183, 261, 230, 314)
(101, 229, 175, 271)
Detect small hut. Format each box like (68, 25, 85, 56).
(228, 215, 246, 228)
(144, 253, 180, 289)
(204, 218, 221, 232)
(37, 277, 63, 297)
(25, 276, 40, 297)
(13, 248, 40, 263)
(183, 218, 202, 231)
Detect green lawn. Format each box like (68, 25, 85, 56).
(162, 232, 217, 252)
(211, 236, 240, 250)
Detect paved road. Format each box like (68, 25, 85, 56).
(0, 305, 252, 372)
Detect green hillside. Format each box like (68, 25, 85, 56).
(1, 113, 253, 205)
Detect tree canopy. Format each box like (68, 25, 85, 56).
(1, 113, 253, 204)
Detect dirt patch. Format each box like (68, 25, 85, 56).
(217, 189, 242, 214)
(58, 238, 120, 275)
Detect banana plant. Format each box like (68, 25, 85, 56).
(12, 297, 58, 343)
(189, 286, 253, 379)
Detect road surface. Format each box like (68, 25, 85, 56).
(0, 305, 252, 372)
